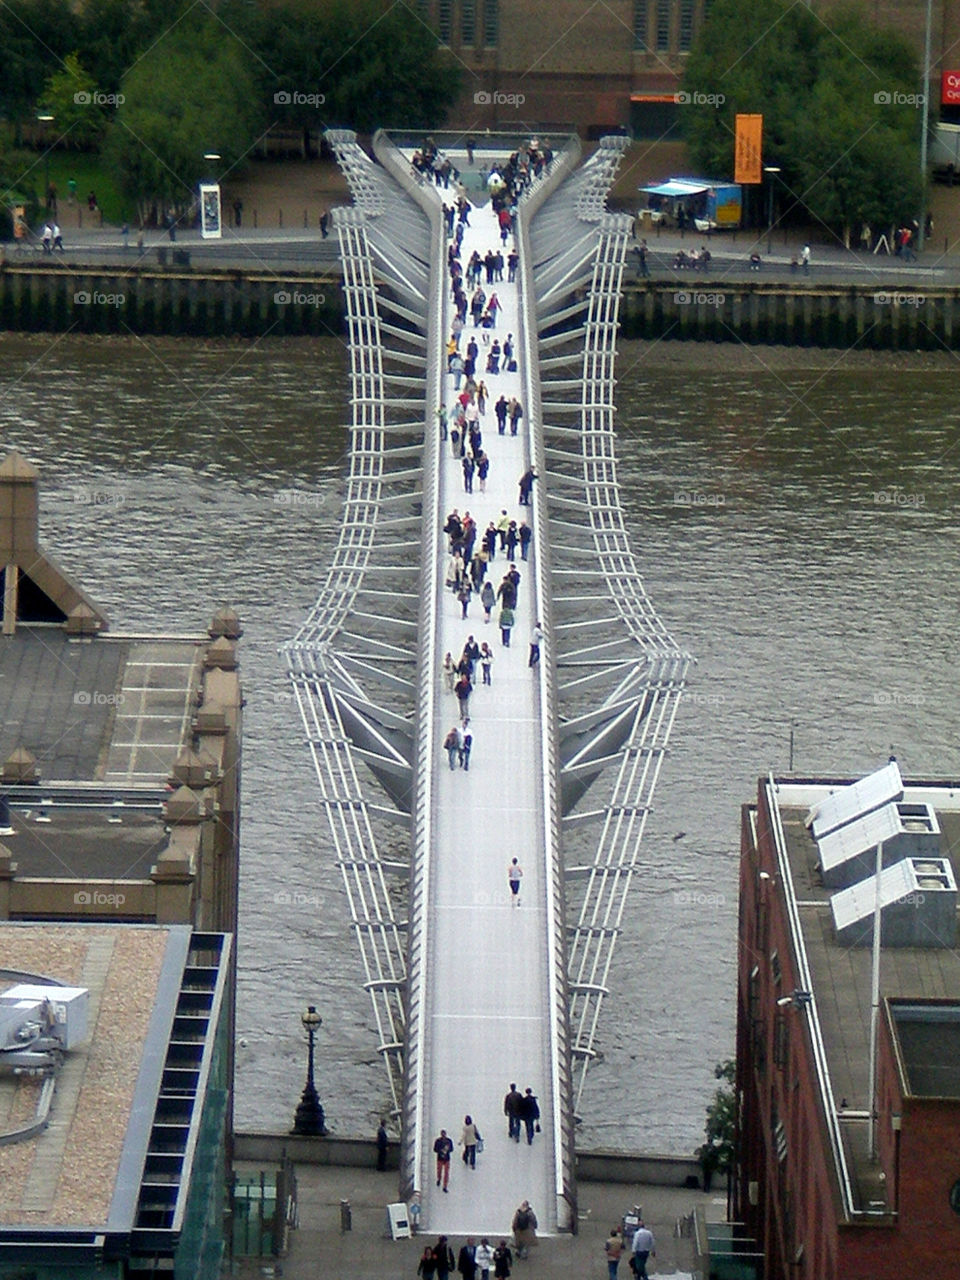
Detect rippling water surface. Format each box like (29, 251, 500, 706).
(1, 333, 958, 1156)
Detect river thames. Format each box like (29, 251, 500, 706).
(0, 333, 957, 1155)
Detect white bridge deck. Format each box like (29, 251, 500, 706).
(424, 191, 556, 1236)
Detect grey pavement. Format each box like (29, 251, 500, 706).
(232, 1164, 722, 1279)
(6, 220, 960, 285)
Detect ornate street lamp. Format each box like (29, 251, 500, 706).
(292, 1005, 326, 1136)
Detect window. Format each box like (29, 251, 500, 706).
(656, 0, 670, 51)
(678, 0, 694, 51)
(415, 0, 430, 17)
(439, 0, 452, 43)
(633, 0, 648, 49)
(483, 0, 499, 46)
(462, 0, 476, 44)
(771, 949, 782, 987)
(773, 1011, 789, 1070)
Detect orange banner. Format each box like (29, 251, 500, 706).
(735, 113, 763, 185)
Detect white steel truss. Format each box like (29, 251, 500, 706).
(528, 137, 692, 1113)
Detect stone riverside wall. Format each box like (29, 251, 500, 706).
(0, 264, 343, 337)
(620, 281, 960, 349)
(1, 265, 957, 349)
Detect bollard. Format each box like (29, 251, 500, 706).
(340, 1199, 352, 1233)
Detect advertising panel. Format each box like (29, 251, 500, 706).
(735, 114, 763, 185)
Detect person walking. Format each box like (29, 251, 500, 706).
(520, 1088, 540, 1143)
(457, 578, 472, 620)
(505, 521, 518, 562)
(508, 857, 523, 905)
(605, 1227, 624, 1280)
(801, 243, 810, 274)
(434, 1130, 454, 1190)
(528, 622, 543, 668)
(458, 1238, 479, 1280)
(459, 723, 473, 771)
(454, 671, 473, 722)
(504, 1083, 523, 1141)
(476, 1238, 494, 1280)
(511, 1202, 538, 1259)
(509, 398, 523, 436)
(495, 395, 509, 435)
(443, 651, 457, 691)
(518, 521, 532, 561)
(480, 580, 495, 623)
(444, 726, 462, 771)
(376, 1118, 389, 1171)
(480, 643, 493, 685)
(492, 1240, 513, 1280)
(498, 605, 514, 648)
(462, 452, 475, 494)
(518, 467, 537, 505)
(435, 1236, 456, 1280)
(460, 1115, 481, 1168)
(631, 1223, 655, 1278)
(418, 1245, 439, 1278)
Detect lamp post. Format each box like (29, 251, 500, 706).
(764, 166, 781, 255)
(37, 114, 54, 215)
(292, 1005, 326, 1136)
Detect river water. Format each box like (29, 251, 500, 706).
(0, 333, 957, 1157)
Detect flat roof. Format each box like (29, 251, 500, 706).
(0, 807, 166, 880)
(0, 922, 187, 1230)
(770, 778, 960, 1212)
(0, 629, 203, 786)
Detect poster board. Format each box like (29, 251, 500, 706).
(199, 183, 222, 239)
(386, 1202, 411, 1239)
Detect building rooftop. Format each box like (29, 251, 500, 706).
(0, 922, 180, 1229)
(0, 629, 203, 787)
(769, 775, 960, 1213)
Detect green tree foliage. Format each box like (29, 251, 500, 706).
(227, 0, 461, 133)
(683, 0, 924, 234)
(696, 1059, 736, 1184)
(104, 21, 263, 216)
(0, 0, 80, 129)
(40, 53, 107, 148)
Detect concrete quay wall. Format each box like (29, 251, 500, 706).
(0, 263, 343, 337)
(234, 1132, 702, 1187)
(620, 280, 958, 348)
(3, 264, 954, 350)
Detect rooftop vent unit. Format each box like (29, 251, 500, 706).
(806, 760, 903, 841)
(830, 857, 957, 949)
(817, 800, 941, 890)
(0, 983, 89, 1071)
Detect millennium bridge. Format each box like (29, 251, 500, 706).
(283, 129, 690, 1237)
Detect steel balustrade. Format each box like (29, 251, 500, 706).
(527, 139, 692, 1113)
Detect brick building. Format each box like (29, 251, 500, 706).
(412, 0, 960, 138)
(737, 764, 960, 1280)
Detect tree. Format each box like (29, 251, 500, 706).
(226, 0, 461, 137)
(696, 1059, 735, 1192)
(104, 22, 264, 221)
(683, 0, 924, 237)
(39, 53, 107, 148)
(0, 0, 80, 134)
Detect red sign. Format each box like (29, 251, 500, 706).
(942, 71, 960, 105)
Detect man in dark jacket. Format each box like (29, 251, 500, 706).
(504, 1083, 523, 1141)
(458, 1238, 478, 1280)
(520, 1088, 540, 1145)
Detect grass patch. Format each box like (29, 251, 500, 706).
(44, 151, 127, 226)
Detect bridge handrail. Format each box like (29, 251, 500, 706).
(527, 143, 691, 1111)
(373, 128, 447, 1207)
(516, 136, 583, 1231)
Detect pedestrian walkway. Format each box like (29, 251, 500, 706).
(234, 1162, 714, 1280)
(424, 161, 557, 1239)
